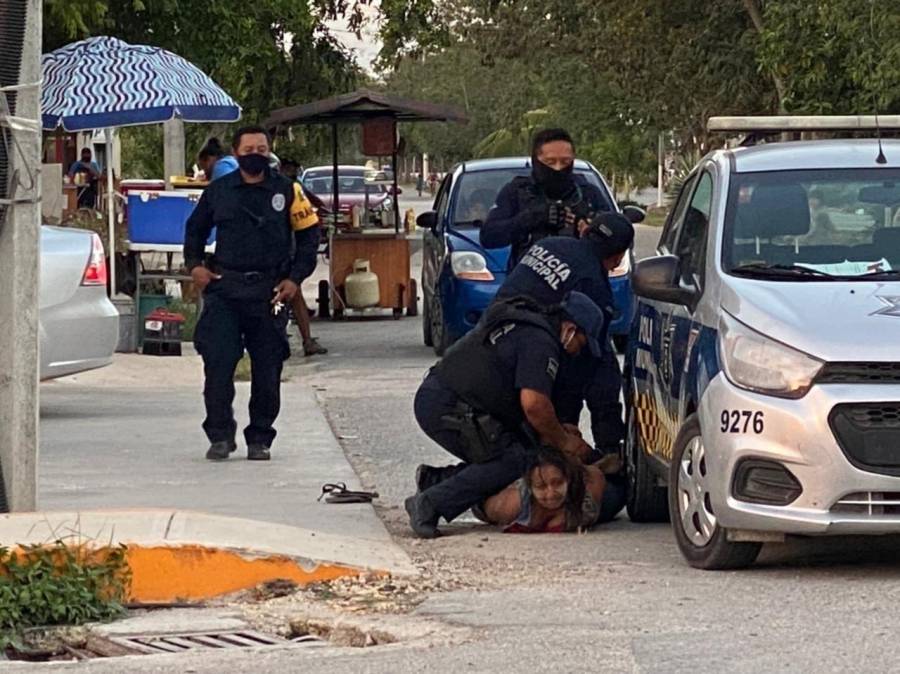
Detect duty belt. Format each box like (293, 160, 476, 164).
(218, 268, 280, 283)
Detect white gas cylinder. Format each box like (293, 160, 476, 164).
(344, 259, 380, 308)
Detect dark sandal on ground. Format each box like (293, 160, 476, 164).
(303, 338, 328, 357)
(317, 482, 379, 504)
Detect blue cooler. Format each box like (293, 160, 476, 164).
(127, 190, 214, 245)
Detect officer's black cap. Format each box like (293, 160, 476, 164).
(584, 212, 635, 260)
(561, 291, 606, 357)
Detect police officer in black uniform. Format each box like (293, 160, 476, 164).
(405, 292, 607, 538)
(497, 212, 634, 454)
(481, 128, 630, 456)
(184, 126, 319, 462)
(481, 128, 616, 264)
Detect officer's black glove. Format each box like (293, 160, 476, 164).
(568, 200, 594, 226)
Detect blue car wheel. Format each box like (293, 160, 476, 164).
(430, 293, 453, 356)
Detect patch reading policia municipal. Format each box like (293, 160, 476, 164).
(518, 244, 571, 290)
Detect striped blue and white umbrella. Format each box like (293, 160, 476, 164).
(42, 36, 241, 131)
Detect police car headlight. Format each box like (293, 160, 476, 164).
(451, 251, 495, 281)
(609, 253, 631, 278)
(719, 312, 823, 399)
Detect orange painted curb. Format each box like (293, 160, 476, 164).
(126, 545, 366, 603)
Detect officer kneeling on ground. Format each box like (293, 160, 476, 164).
(184, 125, 319, 462)
(496, 211, 634, 458)
(406, 291, 606, 539)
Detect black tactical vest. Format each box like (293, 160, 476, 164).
(434, 298, 561, 427)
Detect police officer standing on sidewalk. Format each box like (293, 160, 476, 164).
(184, 126, 319, 462)
(406, 292, 606, 538)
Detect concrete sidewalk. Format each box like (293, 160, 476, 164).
(28, 352, 415, 596)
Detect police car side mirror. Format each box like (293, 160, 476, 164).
(417, 211, 438, 231)
(622, 205, 646, 224)
(632, 255, 696, 307)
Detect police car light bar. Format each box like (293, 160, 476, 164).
(708, 115, 900, 133)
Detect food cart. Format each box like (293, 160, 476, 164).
(264, 89, 467, 320)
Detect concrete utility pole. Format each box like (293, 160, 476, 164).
(657, 132, 665, 208)
(0, 0, 42, 511)
(163, 118, 185, 188)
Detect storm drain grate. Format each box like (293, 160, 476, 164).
(107, 630, 324, 654)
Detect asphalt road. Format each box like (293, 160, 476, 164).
(271, 222, 900, 671)
(28, 222, 900, 673)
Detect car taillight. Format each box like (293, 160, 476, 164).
(81, 234, 108, 286)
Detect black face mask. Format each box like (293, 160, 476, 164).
(532, 159, 575, 200)
(237, 153, 269, 176)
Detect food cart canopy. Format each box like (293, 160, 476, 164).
(264, 88, 468, 127)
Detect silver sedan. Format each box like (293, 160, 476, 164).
(40, 226, 119, 380)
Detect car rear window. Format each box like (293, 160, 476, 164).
(724, 168, 900, 278)
(452, 167, 612, 227)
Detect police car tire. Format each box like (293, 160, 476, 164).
(668, 415, 762, 570)
(423, 292, 434, 347)
(625, 407, 669, 523)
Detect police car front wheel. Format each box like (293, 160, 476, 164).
(668, 415, 761, 570)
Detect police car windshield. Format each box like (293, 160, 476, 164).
(724, 168, 900, 279)
(452, 167, 609, 227)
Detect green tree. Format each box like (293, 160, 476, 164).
(755, 0, 900, 114)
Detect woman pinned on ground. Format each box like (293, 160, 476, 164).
(476, 447, 625, 533)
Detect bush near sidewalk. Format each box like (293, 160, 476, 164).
(0, 542, 131, 650)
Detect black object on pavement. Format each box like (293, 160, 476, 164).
(318, 482, 379, 504)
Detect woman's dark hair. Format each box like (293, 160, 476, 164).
(524, 448, 586, 530)
(232, 125, 272, 149)
(531, 128, 575, 158)
(198, 137, 225, 161)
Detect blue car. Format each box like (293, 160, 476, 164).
(419, 157, 644, 355)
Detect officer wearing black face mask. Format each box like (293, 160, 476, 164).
(481, 127, 616, 267)
(184, 125, 320, 462)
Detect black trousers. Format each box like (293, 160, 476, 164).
(414, 371, 534, 521)
(554, 347, 624, 452)
(193, 276, 290, 447)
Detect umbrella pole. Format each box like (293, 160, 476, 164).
(106, 127, 116, 296)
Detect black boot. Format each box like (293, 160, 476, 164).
(405, 494, 441, 539)
(247, 444, 271, 461)
(415, 463, 464, 493)
(206, 440, 236, 461)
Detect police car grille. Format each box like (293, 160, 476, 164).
(817, 362, 900, 384)
(831, 492, 900, 516)
(829, 404, 900, 476)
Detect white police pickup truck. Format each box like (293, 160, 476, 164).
(625, 116, 900, 568)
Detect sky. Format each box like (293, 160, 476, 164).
(326, 2, 382, 74)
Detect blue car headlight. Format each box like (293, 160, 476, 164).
(451, 251, 495, 281)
